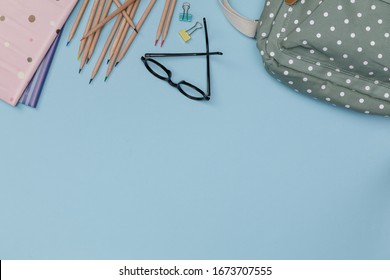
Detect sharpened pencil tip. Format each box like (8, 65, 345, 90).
(115, 61, 119, 67)
(107, 59, 110, 65)
(104, 76, 108, 82)
(161, 40, 165, 47)
(155, 40, 158, 46)
(79, 68, 82, 74)
(89, 79, 93, 84)
(134, 28, 138, 34)
(86, 58, 90, 65)
(66, 41, 70, 46)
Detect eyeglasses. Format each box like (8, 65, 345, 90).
(141, 18, 223, 101)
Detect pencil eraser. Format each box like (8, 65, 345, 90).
(179, 30, 191, 42)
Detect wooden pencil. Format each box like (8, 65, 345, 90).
(82, 0, 136, 39)
(161, 0, 177, 47)
(78, 0, 100, 59)
(88, 0, 113, 60)
(80, 0, 105, 72)
(155, 0, 171, 46)
(112, 0, 137, 32)
(111, 0, 140, 65)
(104, 29, 127, 80)
(108, 0, 141, 62)
(107, 17, 126, 62)
(90, 11, 124, 83)
(108, 3, 134, 62)
(67, 0, 90, 46)
(115, 0, 157, 66)
(130, 0, 141, 18)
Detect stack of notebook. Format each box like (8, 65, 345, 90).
(0, 0, 77, 108)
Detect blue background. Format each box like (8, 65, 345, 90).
(0, 0, 390, 260)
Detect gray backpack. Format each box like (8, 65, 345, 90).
(220, 0, 390, 116)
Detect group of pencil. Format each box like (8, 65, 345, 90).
(155, 0, 177, 47)
(67, 0, 156, 83)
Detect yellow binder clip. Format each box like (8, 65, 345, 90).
(179, 22, 203, 43)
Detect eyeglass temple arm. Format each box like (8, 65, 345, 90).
(204, 17, 211, 98)
(145, 52, 223, 57)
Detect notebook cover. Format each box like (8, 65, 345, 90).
(19, 30, 62, 108)
(0, 0, 77, 106)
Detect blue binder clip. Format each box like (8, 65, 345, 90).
(179, 2, 192, 22)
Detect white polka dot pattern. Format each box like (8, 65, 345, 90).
(257, 0, 390, 116)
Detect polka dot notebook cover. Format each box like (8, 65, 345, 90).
(0, 0, 77, 106)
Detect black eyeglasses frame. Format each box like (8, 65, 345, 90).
(141, 17, 223, 101)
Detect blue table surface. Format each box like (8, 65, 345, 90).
(1, 0, 390, 260)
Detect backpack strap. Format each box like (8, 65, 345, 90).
(218, 0, 259, 38)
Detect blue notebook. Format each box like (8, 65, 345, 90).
(19, 31, 62, 108)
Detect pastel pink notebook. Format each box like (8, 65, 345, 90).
(0, 0, 77, 106)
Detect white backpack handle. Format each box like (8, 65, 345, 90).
(218, 0, 259, 38)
